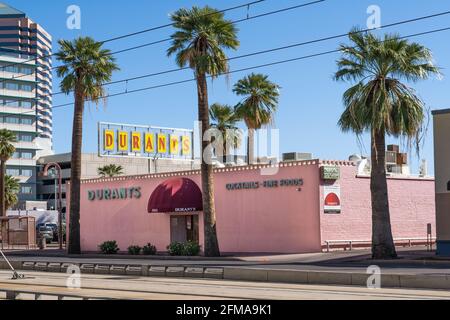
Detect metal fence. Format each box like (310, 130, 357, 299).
(0, 216, 36, 250)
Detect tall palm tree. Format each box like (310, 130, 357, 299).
(5, 175, 20, 210)
(0, 129, 17, 217)
(210, 103, 242, 164)
(167, 6, 239, 257)
(56, 37, 119, 254)
(98, 164, 124, 178)
(334, 29, 439, 259)
(233, 73, 280, 164)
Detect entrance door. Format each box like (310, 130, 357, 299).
(170, 215, 199, 243)
(186, 215, 199, 243)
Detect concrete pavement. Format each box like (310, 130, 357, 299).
(2, 270, 450, 300)
(2, 248, 450, 291)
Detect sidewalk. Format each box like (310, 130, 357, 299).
(1, 247, 450, 290)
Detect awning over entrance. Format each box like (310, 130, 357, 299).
(147, 178, 203, 213)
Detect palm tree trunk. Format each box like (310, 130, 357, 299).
(371, 129, 397, 259)
(247, 128, 255, 164)
(223, 139, 228, 164)
(197, 72, 220, 257)
(0, 161, 5, 217)
(68, 85, 84, 254)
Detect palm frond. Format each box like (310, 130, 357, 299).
(334, 28, 440, 153)
(233, 73, 280, 130)
(167, 6, 239, 77)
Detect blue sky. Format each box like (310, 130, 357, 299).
(8, 0, 450, 173)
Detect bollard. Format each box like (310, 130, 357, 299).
(39, 237, 47, 250)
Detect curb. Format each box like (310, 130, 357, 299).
(223, 267, 450, 290)
(2, 262, 450, 291)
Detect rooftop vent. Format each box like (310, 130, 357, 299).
(282, 152, 313, 162)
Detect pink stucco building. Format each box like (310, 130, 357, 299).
(69, 160, 435, 254)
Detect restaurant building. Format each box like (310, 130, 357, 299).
(70, 158, 435, 254)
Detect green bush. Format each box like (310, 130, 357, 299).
(142, 243, 157, 255)
(166, 241, 201, 256)
(128, 245, 142, 255)
(99, 240, 120, 254)
(167, 241, 185, 256)
(183, 241, 201, 256)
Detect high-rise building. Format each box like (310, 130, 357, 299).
(0, 3, 53, 207)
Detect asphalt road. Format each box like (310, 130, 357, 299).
(1, 270, 450, 300)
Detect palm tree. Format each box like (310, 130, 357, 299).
(0, 129, 17, 217)
(233, 73, 280, 165)
(167, 6, 239, 257)
(98, 164, 124, 178)
(334, 29, 439, 259)
(56, 37, 119, 254)
(5, 175, 20, 210)
(210, 103, 242, 164)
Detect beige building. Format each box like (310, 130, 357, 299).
(36, 153, 198, 211)
(433, 109, 450, 255)
(0, 3, 54, 206)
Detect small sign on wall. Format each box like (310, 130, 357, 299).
(321, 166, 340, 180)
(324, 185, 341, 214)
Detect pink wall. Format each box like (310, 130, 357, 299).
(69, 160, 436, 254)
(73, 161, 322, 254)
(320, 165, 436, 242)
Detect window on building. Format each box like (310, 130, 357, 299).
(21, 186, 33, 194)
(5, 117, 20, 124)
(2, 100, 20, 107)
(21, 101, 33, 109)
(5, 66, 19, 73)
(21, 169, 33, 177)
(6, 169, 20, 176)
(21, 152, 33, 159)
(20, 84, 33, 92)
(11, 152, 20, 159)
(19, 134, 33, 142)
(21, 118, 33, 125)
(4, 82, 19, 91)
(19, 66, 33, 75)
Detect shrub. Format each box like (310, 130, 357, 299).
(183, 241, 201, 256)
(166, 241, 201, 256)
(99, 240, 119, 254)
(142, 243, 157, 255)
(128, 245, 142, 255)
(167, 241, 185, 256)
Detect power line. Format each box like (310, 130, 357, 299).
(9, 26, 450, 119)
(44, 26, 450, 112)
(0, 0, 268, 72)
(6, 10, 450, 118)
(0, 0, 325, 86)
(101, 0, 268, 43)
(50, 9, 450, 97)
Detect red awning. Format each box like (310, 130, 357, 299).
(147, 178, 203, 213)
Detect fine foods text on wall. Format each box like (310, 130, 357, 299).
(98, 122, 194, 160)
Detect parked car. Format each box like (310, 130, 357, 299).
(46, 223, 58, 241)
(36, 223, 58, 241)
(37, 226, 53, 244)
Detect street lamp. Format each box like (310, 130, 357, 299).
(40, 162, 63, 250)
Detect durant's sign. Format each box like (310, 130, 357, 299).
(98, 122, 194, 159)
